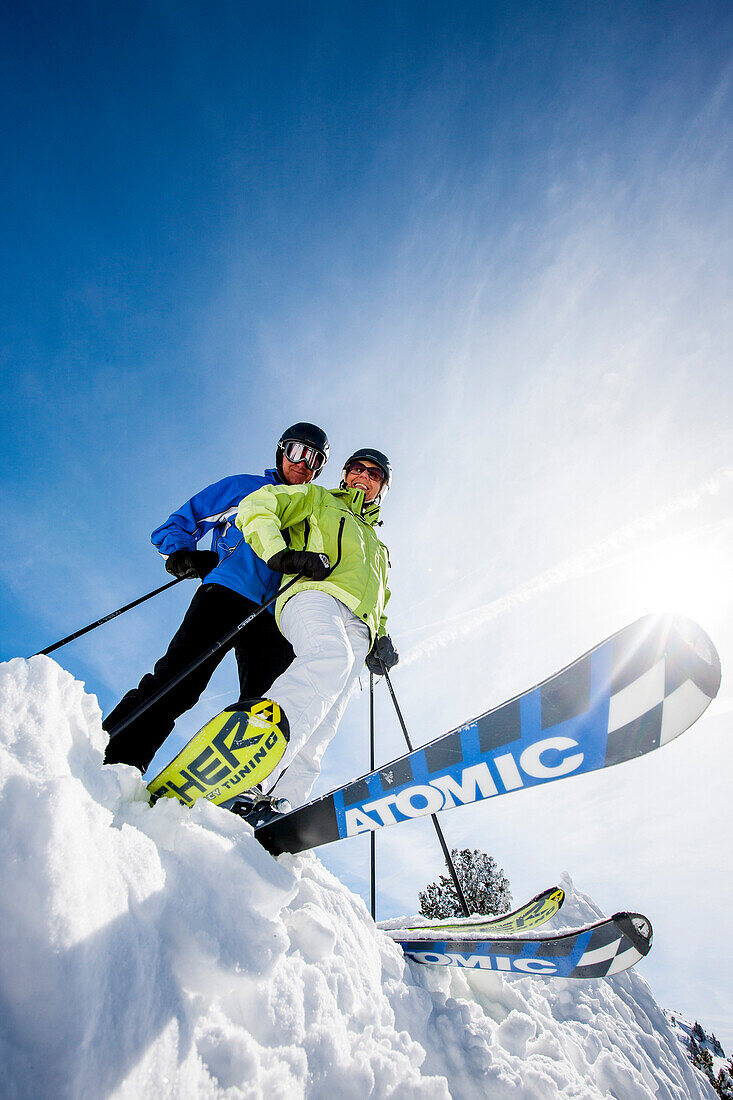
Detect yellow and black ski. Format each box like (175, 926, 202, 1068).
(383, 886, 565, 937)
(147, 699, 289, 809)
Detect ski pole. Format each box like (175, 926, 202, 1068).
(380, 663, 471, 918)
(106, 574, 302, 741)
(32, 577, 185, 657)
(369, 672, 377, 922)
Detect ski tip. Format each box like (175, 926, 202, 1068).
(634, 614, 721, 700)
(224, 698, 292, 743)
(607, 614, 721, 765)
(670, 615, 722, 700)
(612, 912, 653, 956)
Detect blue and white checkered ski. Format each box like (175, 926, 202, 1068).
(390, 912, 653, 979)
(256, 614, 721, 856)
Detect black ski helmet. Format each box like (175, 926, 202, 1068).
(276, 422, 330, 480)
(341, 447, 392, 502)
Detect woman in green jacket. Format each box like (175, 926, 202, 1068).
(235, 447, 398, 824)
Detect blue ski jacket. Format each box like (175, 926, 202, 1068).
(151, 469, 284, 606)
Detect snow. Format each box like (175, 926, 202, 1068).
(0, 656, 716, 1099)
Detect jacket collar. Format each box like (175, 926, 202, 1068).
(331, 486, 382, 526)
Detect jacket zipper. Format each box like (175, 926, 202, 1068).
(331, 517, 345, 571)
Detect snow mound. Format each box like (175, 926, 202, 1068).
(0, 657, 713, 1099)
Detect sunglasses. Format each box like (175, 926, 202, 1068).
(346, 461, 384, 483)
(282, 440, 326, 471)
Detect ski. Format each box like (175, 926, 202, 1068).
(390, 912, 653, 978)
(256, 614, 720, 855)
(380, 886, 565, 937)
(148, 699, 289, 809)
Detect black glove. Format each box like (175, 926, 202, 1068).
(267, 549, 331, 581)
(165, 549, 219, 580)
(366, 634, 399, 675)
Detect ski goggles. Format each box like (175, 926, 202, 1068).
(345, 460, 385, 484)
(281, 440, 327, 472)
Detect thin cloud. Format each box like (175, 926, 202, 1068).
(402, 467, 733, 663)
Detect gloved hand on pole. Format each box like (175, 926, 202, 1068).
(267, 549, 331, 581)
(164, 549, 219, 580)
(366, 633, 399, 675)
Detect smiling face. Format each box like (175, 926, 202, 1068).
(344, 459, 384, 503)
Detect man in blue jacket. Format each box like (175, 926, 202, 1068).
(103, 423, 330, 774)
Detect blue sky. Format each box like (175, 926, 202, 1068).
(2, 0, 733, 1045)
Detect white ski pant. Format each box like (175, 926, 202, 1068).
(263, 591, 371, 807)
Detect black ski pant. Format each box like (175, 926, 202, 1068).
(103, 582, 294, 774)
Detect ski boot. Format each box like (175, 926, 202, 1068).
(223, 785, 263, 818)
(239, 794, 292, 829)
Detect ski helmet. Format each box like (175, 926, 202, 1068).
(276, 422, 330, 480)
(341, 447, 392, 502)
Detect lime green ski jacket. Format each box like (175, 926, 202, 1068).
(236, 482, 391, 641)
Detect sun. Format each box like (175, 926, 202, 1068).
(623, 531, 732, 623)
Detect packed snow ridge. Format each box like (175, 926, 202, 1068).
(0, 658, 714, 1099)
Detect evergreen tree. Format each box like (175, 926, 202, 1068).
(687, 1044, 718, 1091)
(684, 1020, 732, 1096)
(697, 1047, 714, 1078)
(717, 1068, 733, 1100)
(418, 848, 511, 919)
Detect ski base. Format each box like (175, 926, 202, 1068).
(147, 699, 289, 808)
(391, 912, 653, 979)
(256, 614, 721, 856)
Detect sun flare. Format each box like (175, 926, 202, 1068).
(620, 530, 732, 623)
